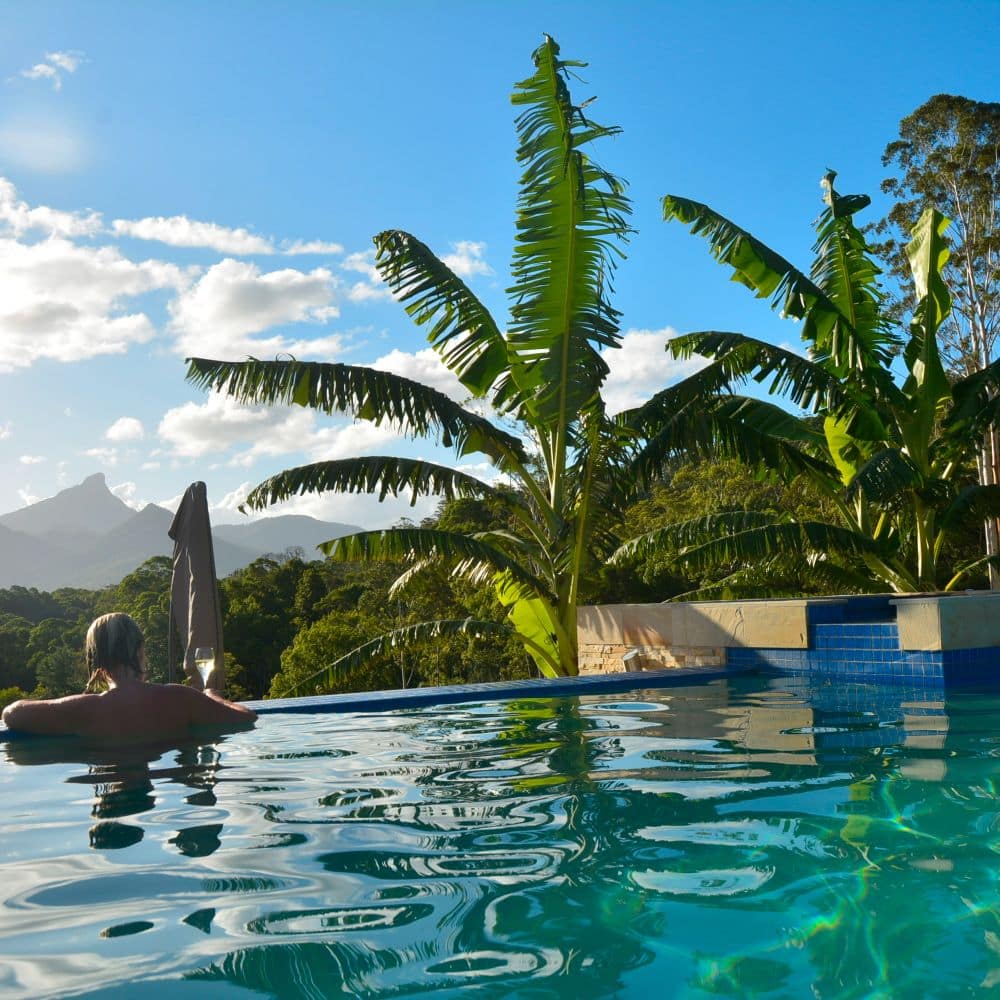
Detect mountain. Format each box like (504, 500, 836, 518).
(214, 515, 352, 558)
(0, 472, 135, 536)
(0, 475, 362, 590)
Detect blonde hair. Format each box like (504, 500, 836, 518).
(85, 613, 145, 691)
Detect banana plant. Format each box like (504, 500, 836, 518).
(614, 178, 1000, 594)
(187, 37, 737, 686)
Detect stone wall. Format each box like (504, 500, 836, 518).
(577, 599, 811, 675)
(578, 643, 726, 675)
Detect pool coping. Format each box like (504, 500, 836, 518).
(245, 663, 750, 714)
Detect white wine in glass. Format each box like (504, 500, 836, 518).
(193, 647, 215, 689)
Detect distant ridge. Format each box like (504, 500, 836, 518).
(0, 474, 361, 590)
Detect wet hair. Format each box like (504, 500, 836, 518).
(85, 613, 145, 691)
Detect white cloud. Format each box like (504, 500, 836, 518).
(0, 235, 184, 371)
(0, 116, 89, 173)
(82, 446, 118, 465)
(168, 258, 343, 359)
(17, 488, 39, 507)
(600, 326, 708, 415)
(17, 51, 83, 91)
(341, 250, 379, 281)
(341, 250, 390, 302)
(0, 421, 11, 440)
(21, 63, 60, 88)
(346, 280, 391, 302)
(442, 240, 492, 278)
(305, 419, 403, 462)
(46, 52, 83, 73)
(158, 393, 405, 469)
(19, 454, 45, 465)
(283, 239, 344, 256)
(105, 416, 145, 441)
(0, 177, 103, 238)
(370, 347, 467, 401)
(112, 215, 275, 255)
(140, 461, 160, 471)
(110, 481, 141, 509)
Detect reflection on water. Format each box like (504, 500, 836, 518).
(1, 675, 999, 998)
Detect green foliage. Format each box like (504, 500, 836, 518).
(870, 94, 1000, 375)
(637, 177, 995, 594)
(0, 687, 27, 711)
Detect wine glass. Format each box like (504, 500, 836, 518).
(193, 647, 215, 690)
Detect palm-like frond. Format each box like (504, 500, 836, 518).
(373, 230, 509, 397)
(809, 175, 898, 373)
(612, 512, 883, 570)
(322, 528, 548, 597)
(241, 457, 506, 511)
(663, 195, 839, 330)
(281, 618, 514, 697)
(658, 332, 847, 414)
(845, 448, 922, 506)
(185, 357, 527, 469)
(507, 35, 632, 450)
(939, 484, 1000, 536)
(627, 393, 834, 488)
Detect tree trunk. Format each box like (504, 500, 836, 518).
(980, 429, 1000, 590)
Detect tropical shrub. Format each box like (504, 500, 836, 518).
(614, 175, 1000, 594)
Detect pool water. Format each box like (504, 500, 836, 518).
(1, 674, 998, 998)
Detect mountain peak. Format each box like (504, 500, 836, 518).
(0, 471, 134, 537)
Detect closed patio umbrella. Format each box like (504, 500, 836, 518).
(167, 481, 225, 691)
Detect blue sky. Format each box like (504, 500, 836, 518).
(1, 1, 996, 528)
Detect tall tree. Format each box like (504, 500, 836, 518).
(870, 95, 1000, 582)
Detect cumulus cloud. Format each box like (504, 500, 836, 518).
(442, 240, 492, 278)
(110, 480, 141, 509)
(168, 258, 343, 359)
(19, 454, 45, 464)
(370, 347, 467, 401)
(112, 215, 275, 255)
(283, 239, 344, 256)
(0, 421, 11, 440)
(105, 417, 144, 441)
(341, 250, 390, 302)
(158, 393, 405, 469)
(600, 326, 708, 415)
(17, 488, 39, 507)
(0, 235, 184, 371)
(0, 178, 103, 237)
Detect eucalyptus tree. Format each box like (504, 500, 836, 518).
(186, 37, 723, 683)
(615, 175, 1000, 595)
(870, 95, 1000, 584)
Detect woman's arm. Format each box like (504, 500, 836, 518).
(184, 686, 257, 726)
(2, 694, 99, 736)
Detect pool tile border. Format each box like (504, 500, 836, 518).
(246, 663, 749, 715)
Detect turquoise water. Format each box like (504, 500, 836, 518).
(1, 675, 998, 998)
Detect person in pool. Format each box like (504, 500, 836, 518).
(1, 612, 256, 740)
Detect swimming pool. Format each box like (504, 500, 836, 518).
(1, 672, 998, 997)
